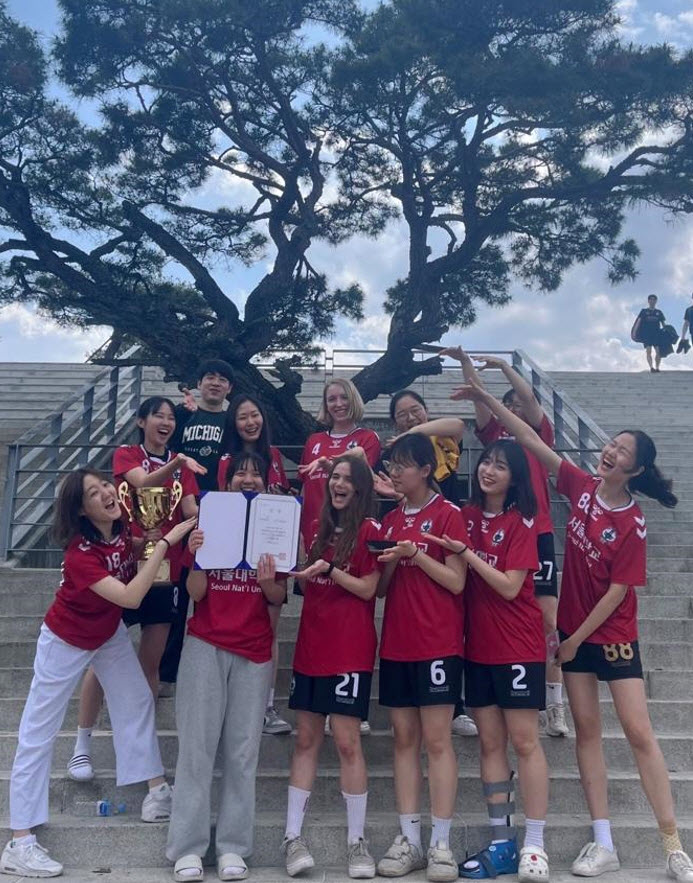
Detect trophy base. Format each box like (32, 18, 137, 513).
(137, 558, 172, 586)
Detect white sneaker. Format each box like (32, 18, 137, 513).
(141, 782, 172, 822)
(571, 842, 620, 876)
(283, 836, 315, 877)
(67, 753, 94, 781)
(377, 835, 426, 877)
(426, 841, 457, 882)
(325, 716, 371, 735)
(668, 850, 693, 882)
(451, 714, 478, 736)
(1, 837, 63, 877)
(545, 703, 569, 737)
(518, 845, 549, 882)
(348, 838, 376, 879)
(263, 706, 292, 735)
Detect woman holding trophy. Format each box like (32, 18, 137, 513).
(0, 468, 196, 878)
(67, 396, 202, 782)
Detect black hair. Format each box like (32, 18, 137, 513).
(619, 429, 677, 508)
(136, 396, 176, 444)
(470, 439, 537, 520)
(52, 468, 123, 548)
(197, 359, 234, 384)
(388, 434, 438, 489)
(647, 294, 658, 302)
(501, 389, 516, 407)
(222, 394, 274, 465)
(389, 389, 427, 422)
(224, 450, 268, 489)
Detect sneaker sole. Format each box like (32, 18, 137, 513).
(348, 866, 376, 879)
(427, 866, 458, 882)
(0, 863, 63, 878)
(263, 727, 292, 735)
(571, 861, 621, 877)
(377, 862, 426, 877)
(286, 856, 315, 877)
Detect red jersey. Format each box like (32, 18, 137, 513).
(299, 428, 381, 544)
(113, 444, 198, 582)
(293, 519, 380, 676)
(185, 555, 282, 663)
(557, 460, 647, 644)
(477, 415, 554, 535)
(380, 494, 468, 662)
(462, 505, 543, 664)
(216, 446, 289, 493)
(44, 531, 135, 650)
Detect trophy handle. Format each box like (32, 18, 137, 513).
(117, 481, 133, 522)
(168, 480, 183, 520)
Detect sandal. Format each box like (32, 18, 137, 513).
(458, 839, 518, 878)
(518, 846, 549, 882)
(174, 854, 204, 882)
(217, 852, 248, 881)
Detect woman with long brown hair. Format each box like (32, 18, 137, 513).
(282, 456, 381, 879)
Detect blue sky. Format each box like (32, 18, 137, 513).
(2, 0, 693, 372)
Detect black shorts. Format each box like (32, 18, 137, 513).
(123, 583, 178, 628)
(558, 632, 643, 681)
(533, 533, 558, 598)
(465, 659, 546, 710)
(379, 656, 463, 708)
(289, 670, 372, 720)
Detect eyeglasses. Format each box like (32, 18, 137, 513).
(394, 406, 426, 422)
(382, 460, 406, 476)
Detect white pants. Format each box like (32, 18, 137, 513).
(10, 622, 164, 830)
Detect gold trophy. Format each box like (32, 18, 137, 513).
(117, 481, 183, 584)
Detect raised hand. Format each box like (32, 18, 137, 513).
(297, 456, 331, 478)
(187, 528, 204, 553)
(181, 387, 198, 412)
(257, 553, 278, 585)
(421, 532, 467, 555)
(438, 345, 467, 362)
(164, 516, 198, 547)
(450, 372, 488, 402)
(176, 453, 208, 475)
(373, 470, 400, 499)
(475, 354, 507, 371)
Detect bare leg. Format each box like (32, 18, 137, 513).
(266, 603, 281, 707)
(77, 667, 104, 728)
(331, 714, 367, 794)
(390, 707, 423, 814)
(654, 346, 662, 370)
(564, 672, 609, 819)
(504, 709, 548, 820)
(645, 346, 653, 370)
(289, 711, 324, 790)
(420, 704, 457, 818)
(537, 595, 562, 686)
(138, 623, 171, 697)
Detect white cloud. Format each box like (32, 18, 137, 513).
(0, 304, 108, 362)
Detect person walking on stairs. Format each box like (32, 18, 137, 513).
(282, 455, 381, 879)
(0, 468, 194, 879)
(451, 374, 693, 882)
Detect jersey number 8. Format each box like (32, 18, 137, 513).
(603, 643, 634, 662)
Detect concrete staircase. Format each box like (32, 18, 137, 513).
(0, 367, 692, 879)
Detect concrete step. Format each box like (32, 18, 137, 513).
(0, 812, 691, 871)
(3, 766, 693, 819)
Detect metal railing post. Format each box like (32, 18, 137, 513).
(0, 444, 20, 560)
(79, 387, 94, 467)
(106, 367, 119, 438)
(553, 391, 567, 452)
(131, 365, 143, 414)
(48, 413, 63, 502)
(578, 418, 590, 471)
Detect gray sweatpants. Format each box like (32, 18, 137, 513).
(166, 635, 272, 861)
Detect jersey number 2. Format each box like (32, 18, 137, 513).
(511, 665, 527, 691)
(336, 673, 360, 698)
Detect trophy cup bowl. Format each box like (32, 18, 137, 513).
(117, 481, 183, 583)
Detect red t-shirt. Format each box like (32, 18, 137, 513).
(476, 415, 555, 535)
(113, 445, 199, 582)
(184, 550, 283, 663)
(299, 428, 381, 544)
(557, 460, 647, 644)
(44, 531, 135, 650)
(293, 519, 380, 676)
(462, 505, 543, 664)
(216, 446, 289, 493)
(380, 494, 468, 662)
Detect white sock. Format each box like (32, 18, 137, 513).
(430, 816, 452, 848)
(285, 785, 311, 840)
(149, 781, 170, 796)
(524, 818, 546, 850)
(546, 682, 563, 705)
(267, 687, 275, 708)
(12, 834, 35, 846)
(220, 862, 246, 876)
(399, 813, 422, 850)
(342, 791, 367, 844)
(177, 870, 200, 879)
(592, 818, 614, 851)
(74, 726, 92, 756)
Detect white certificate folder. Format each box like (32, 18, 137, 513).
(195, 491, 302, 572)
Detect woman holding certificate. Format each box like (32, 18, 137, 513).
(282, 455, 381, 879)
(166, 451, 287, 882)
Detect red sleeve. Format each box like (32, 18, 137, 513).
(360, 431, 381, 468)
(505, 516, 540, 572)
(181, 546, 194, 570)
(440, 505, 470, 546)
(180, 465, 199, 498)
(537, 415, 554, 447)
(112, 446, 142, 481)
(475, 416, 501, 446)
(556, 459, 591, 506)
(350, 519, 381, 578)
(269, 446, 290, 491)
(64, 545, 110, 591)
(217, 455, 231, 491)
(612, 525, 647, 587)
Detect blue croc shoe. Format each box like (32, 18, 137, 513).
(458, 839, 519, 878)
